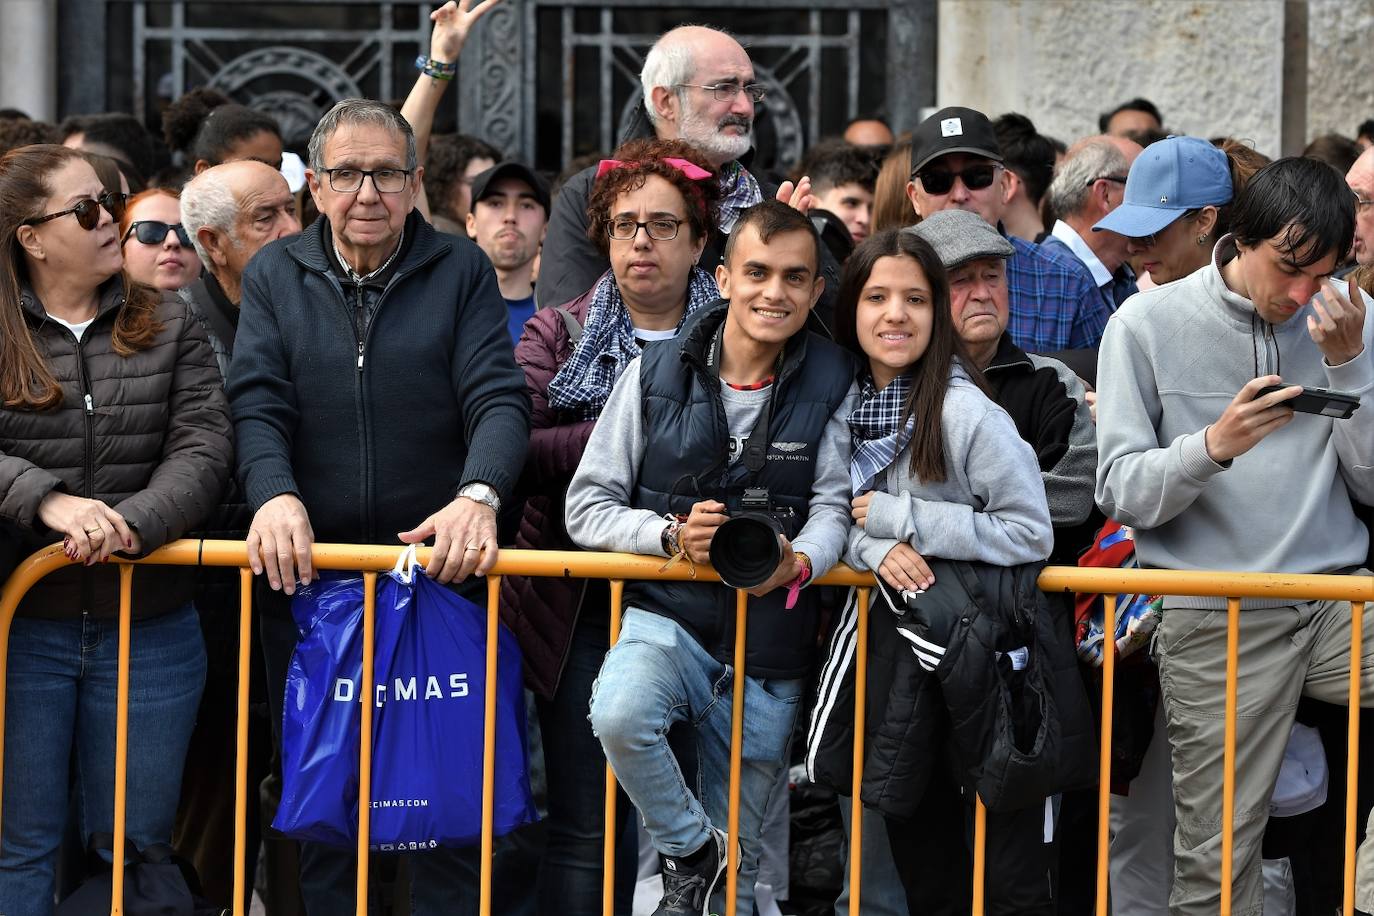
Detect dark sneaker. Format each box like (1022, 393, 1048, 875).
(653, 826, 729, 916)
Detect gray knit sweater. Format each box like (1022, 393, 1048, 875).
(1095, 236, 1374, 608)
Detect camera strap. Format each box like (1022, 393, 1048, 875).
(708, 324, 780, 476)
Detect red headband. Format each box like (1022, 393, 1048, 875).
(595, 156, 713, 181)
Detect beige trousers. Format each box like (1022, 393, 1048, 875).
(1154, 583, 1374, 916)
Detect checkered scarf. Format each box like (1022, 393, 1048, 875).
(546, 267, 719, 420)
(848, 373, 915, 495)
(717, 160, 764, 235)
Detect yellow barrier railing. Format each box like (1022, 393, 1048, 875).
(0, 542, 1368, 916)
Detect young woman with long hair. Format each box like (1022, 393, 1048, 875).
(814, 228, 1055, 915)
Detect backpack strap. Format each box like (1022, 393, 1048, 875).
(556, 306, 584, 345)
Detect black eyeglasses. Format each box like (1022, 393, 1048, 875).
(322, 168, 412, 194)
(607, 217, 684, 241)
(123, 220, 192, 247)
(23, 191, 127, 231)
(1088, 174, 1129, 187)
(675, 83, 767, 104)
(915, 164, 1000, 196)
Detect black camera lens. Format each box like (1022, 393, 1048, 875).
(710, 514, 784, 589)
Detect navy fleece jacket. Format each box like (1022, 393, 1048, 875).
(227, 210, 530, 545)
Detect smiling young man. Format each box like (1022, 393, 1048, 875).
(1095, 157, 1374, 916)
(565, 200, 855, 916)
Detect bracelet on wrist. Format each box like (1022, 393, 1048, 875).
(415, 54, 457, 81)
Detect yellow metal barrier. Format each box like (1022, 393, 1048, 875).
(0, 542, 1369, 916)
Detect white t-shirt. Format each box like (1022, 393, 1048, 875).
(47, 313, 95, 342)
(633, 326, 677, 343)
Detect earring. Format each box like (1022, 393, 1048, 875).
(1197, 234, 1208, 246)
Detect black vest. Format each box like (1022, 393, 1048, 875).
(628, 302, 855, 678)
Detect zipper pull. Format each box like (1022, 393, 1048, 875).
(357, 341, 365, 370)
(84, 393, 94, 414)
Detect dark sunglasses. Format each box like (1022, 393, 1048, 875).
(23, 191, 127, 231)
(915, 164, 1000, 196)
(123, 220, 192, 247)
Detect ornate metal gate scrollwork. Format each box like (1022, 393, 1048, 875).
(106, 0, 931, 171)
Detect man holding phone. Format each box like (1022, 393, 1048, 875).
(1096, 156, 1374, 916)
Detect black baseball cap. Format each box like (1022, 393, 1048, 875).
(469, 161, 551, 216)
(909, 106, 1004, 176)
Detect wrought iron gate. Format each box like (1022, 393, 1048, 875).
(66, 0, 933, 172)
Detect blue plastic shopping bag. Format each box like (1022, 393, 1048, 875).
(274, 546, 538, 849)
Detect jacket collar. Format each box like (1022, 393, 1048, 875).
(677, 298, 812, 383)
(286, 208, 450, 277)
(982, 333, 1032, 376)
(20, 275, 129, 325)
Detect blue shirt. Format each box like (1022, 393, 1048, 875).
(1005, 234, 1112, 352)
(506, 293, 537, 345)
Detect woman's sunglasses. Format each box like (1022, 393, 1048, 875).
(914, 164, 1000, 196)
(123, 220, 192, 247)
(23, 191, 128, 231)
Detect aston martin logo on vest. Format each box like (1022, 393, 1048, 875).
(769, 441, 810, 462)
(333, 673, 470, 707)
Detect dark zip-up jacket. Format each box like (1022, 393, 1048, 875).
(806, 561, 1097, 817)
(982, 333, 1100, 563)
(0, 280, 233, 619)
(227, 211, 530, 553)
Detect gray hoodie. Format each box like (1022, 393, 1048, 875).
(847, 367, 1054, 573)
(1095, 236, 1374, 608)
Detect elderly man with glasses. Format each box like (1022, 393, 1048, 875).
(538, 25, 822, 315)
(226, 98, 530, 915)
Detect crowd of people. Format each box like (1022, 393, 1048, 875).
(3, 2, 1374, 916)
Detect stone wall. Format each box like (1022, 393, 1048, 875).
(937, 0, 1374, 157)
(1307, 0, 1374, 141)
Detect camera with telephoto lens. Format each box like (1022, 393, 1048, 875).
(709, 487, 799, 589)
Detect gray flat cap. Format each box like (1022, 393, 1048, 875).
(904, 209, 1014, 269)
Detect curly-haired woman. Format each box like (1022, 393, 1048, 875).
(500, 136, 721, 916)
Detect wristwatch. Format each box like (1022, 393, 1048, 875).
(458, 482, 501, 514)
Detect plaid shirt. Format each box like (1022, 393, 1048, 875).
(1005, 234, 1111, 352)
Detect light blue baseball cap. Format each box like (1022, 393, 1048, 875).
(1093, 136, 1233, 238)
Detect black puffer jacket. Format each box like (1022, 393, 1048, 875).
(806, 560, 1096, 816)
(0, 280, 234, 619)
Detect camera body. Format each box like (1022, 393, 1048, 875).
(711, 487, 800, 589)
(727, 487, 800, 539)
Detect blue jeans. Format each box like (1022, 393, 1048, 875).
(535, 605, 636, 916)
(588, 608, 802, 915)
(835, 800, 909, 916)
(0, 604, 206, 916)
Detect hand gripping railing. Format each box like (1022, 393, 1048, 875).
(0, 542, 1369, 915)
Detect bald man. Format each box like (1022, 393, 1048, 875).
(538, 25, 829, 314)
(182, 160, 301, 307)
(1347, 146, 1374, 269)
(844, 117, 895, 148)
(169, 157, 301, 910)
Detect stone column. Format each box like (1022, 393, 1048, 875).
(0, 0, 58, 120)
